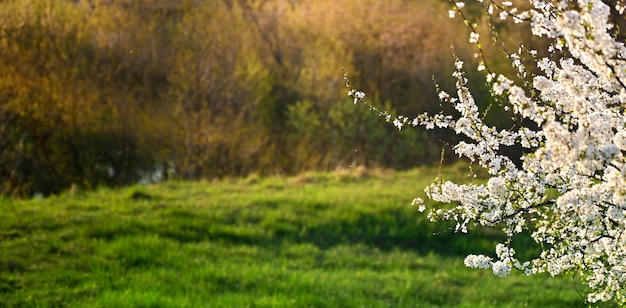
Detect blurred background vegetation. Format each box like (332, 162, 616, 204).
(0, 0, 535, 197)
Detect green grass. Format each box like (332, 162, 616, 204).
(0, 165, 614, 307)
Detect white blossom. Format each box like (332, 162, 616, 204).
(412, 197, 426, 212)
(487, 177, 507, 199)
(464, 254, 493, 269)
(348, 0, 626, 304)
(347, 0, 626, 302)
(492, 261, 511, 277)
(477, 61, 486, 71)
(469, 32, 480, 44)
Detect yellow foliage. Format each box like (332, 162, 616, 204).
(0, 0, 530, 196)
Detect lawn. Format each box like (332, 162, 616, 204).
(0, 165, 611, 307)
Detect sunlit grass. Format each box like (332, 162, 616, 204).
(0, 165, 611, 307)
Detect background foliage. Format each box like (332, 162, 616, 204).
(0, 0, 528, 196)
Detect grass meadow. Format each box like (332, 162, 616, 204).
(0, 165, 614, 307)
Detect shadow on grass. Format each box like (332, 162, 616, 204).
(81, 199, 539, 261)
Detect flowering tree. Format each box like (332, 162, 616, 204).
(348, 0, 626, 304)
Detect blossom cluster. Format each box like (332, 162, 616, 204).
(349, 0, 626, 304)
